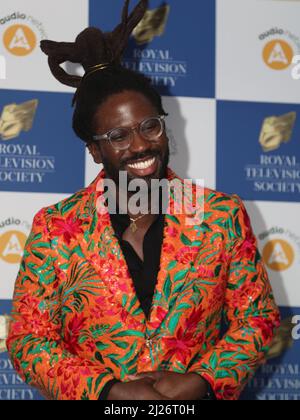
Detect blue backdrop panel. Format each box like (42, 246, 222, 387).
(0, 90, 84, 194)
(242, 306, 300, 401)
(216, 100, 300, 202)
(89, 0, 216, 98)
(0, 300, 43, 400)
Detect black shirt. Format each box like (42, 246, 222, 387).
(109, 211, 165, 319)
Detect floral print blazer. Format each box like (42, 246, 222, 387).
(7, 168, 280, 400)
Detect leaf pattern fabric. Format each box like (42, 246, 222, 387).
(7, 168, 280, 400)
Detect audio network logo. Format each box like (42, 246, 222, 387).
(259, 28, 300, 71)
(263, 39, 294, 70)
(259, 226, 300, 272)
(0, 11, 48, 57)
(4, 24, 36, 56)
(263, 239, 294, 272)
(0, 218, 30, 264)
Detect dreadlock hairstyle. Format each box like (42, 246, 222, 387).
(40, 0, 167, 144)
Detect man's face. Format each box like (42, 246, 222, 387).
(89, 90, 170, 188)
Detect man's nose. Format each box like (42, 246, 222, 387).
(129, 128, 150, 154)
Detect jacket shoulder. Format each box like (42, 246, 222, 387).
(203, 187, 242, 210)
(203, 187, 251, 240)
(33, 184, 93, 226)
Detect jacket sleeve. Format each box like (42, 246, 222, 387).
(6, 209, 115, 400)
(188, 195, 281, 400)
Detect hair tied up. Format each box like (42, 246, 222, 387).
(40, 0, 148, 88)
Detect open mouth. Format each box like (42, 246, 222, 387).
(127, 157, 156, 170)
(126, 156, 158, 176)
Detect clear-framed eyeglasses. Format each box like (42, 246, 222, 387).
(92, 115, 166, 151)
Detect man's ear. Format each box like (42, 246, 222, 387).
(87, 142, 103, 164)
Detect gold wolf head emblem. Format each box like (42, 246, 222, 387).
(0, 99, 38, 141)
(0, 315, 11, 354)
(133, 4, 170, 45)
(266, 317, 294, 360)
(259, 112, 296, 152)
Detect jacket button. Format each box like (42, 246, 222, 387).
(145, 338, 153, 348)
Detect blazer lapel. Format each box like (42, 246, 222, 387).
(146, 169, 206, 337)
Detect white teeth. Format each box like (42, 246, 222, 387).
(128, 157, 156, 170)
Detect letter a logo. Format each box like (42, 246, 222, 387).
(263, 40, 294, 70)
(268, 242, 289, 266)
(0, 231, 27, 264)
(9, 27, 31, 51)
(263, 239, 294, 272)
(2, 234, 23, 257)
(3, 24, 36, 56)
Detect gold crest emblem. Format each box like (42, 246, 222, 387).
(267, 317, 294, 360)
(0, 315, 11, 354)
(259, 111, 296, 152)
(0, 99, 38, 141)
(133, 4, 170, 45)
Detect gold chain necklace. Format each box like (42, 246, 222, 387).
(129, 214, 148, 233)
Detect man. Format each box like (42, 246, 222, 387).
(7, 0, 280, 400)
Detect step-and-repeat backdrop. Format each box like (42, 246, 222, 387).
(0, 0, 299, 400)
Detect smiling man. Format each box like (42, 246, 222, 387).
(90, 91, 169, 184)
(7, 0, 280, 401)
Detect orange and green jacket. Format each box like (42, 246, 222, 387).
(7, 168, 280, 400)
